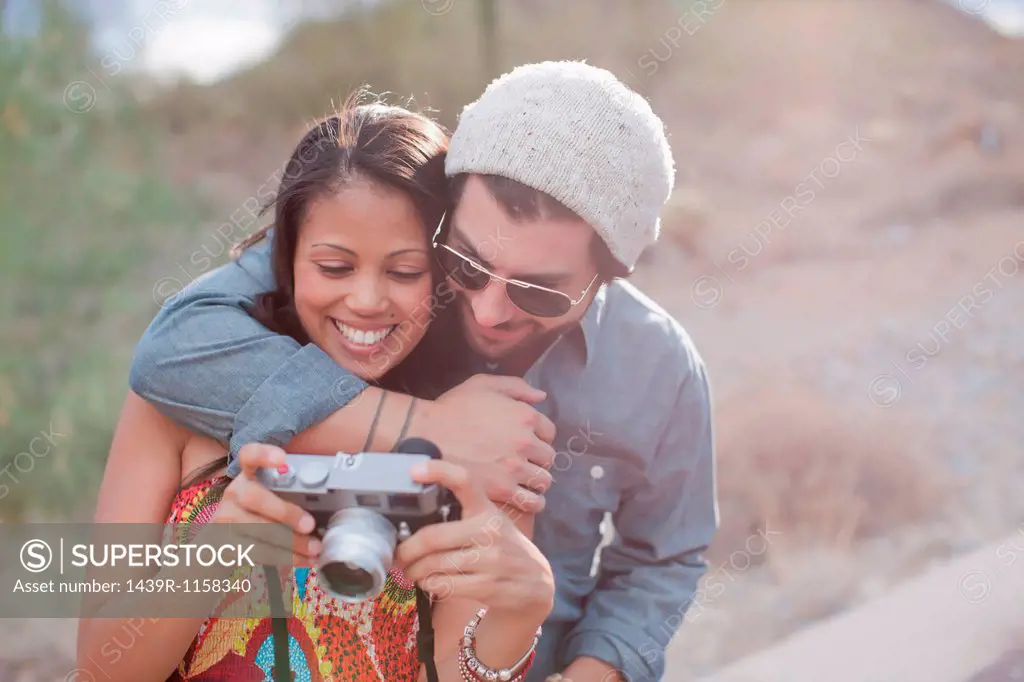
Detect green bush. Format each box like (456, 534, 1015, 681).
(0, 5, 204, 520)
(147, 0, 678, 134)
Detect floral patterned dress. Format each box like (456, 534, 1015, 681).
(166, 476, 424, 681)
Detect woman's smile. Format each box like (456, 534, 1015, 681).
(331, 318, 398, 358)
(293, 180, 435, 380)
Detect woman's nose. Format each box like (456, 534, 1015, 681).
(346, 276, 390, 315)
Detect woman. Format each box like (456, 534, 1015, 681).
(75, 94, 554, 682)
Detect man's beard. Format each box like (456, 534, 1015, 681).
(480, 319, 579, 376)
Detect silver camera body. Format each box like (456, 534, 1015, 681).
(256, 438, 452, 602)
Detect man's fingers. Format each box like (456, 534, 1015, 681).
(523, 437, 555, 470)
(513, 460, 554, 494)
(532, 411, 556, 444)
(237, 443, 287, 479)
(506, 486, 545, 514)
(410, 459, 491, 517)
(487, 458, 549, 512)
(523, 489, 546, 513)
(483, 477, 541, 511)
(480, 375, 546, 404)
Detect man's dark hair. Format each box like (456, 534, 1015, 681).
(449, 173, 628, 281)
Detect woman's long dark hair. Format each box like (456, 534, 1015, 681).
(182, 91, 470, 489)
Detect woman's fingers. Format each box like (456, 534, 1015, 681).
(416, 571, 489, 603)
(227, 519, 320, 568)
(223, 470, 315, 535)
(237, 443, 287, 479)
(206, 444, 323, 569)
(410, 459, 493, 518)
(242, 543, 320, 569)
(400, 545, 489, 586)
(232, 508, 322, 558)
(417, 573, 537, 609)
(215, 522, 319, 568)
(394, 514, 489, 572)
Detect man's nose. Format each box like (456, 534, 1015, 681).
(467, 280, 514, 328)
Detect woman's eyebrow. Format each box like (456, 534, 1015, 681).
(387, 248, 428, 257)
(313, 244, 427, 259)
(311, 243, 357, 257)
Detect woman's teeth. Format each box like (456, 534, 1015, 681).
(334, 321, 396, 346)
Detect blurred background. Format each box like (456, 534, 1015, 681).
(1, 0, 1023, 680)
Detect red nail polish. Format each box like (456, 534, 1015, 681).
(277, 464, 289, 474)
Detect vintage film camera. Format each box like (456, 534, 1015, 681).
(257, 438, 457, 602)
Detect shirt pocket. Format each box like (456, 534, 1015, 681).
(540, 450, 626, 552)
(551, 452, 627, 513)
(544, 453, 636, 555)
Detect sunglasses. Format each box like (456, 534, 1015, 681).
(431, 213, 599, 318)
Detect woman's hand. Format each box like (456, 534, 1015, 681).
(394, 460, 555, 617)
(209, 443, 323, 567)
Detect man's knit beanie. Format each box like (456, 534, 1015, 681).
(445, 60, 676, 272)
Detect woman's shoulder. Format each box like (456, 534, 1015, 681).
(181, 434, 229, 479)
(121, 390, 192, 449)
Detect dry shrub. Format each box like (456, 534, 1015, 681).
(708, 378, 952, 567)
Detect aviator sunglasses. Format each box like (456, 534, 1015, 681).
(431, 212, 599, 318)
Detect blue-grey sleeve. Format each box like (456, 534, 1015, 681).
(561, 355, 718, 682)
(128, 238, 368, 473)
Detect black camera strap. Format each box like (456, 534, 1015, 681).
(264, 564, 438, 682)
(416, 586, 439, 682)
(414, 493, 460, 682)
(265, 565, 293, 682)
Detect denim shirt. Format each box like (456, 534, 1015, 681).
(129, 238, 718, 681)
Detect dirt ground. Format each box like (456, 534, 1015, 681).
(634, 0, 1024, 678)
(5, 0, 1023, 680)
(967, 648, 1024, 682)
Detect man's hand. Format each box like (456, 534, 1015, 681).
(556, 656, 624, 682)
(410, 374, 556, 513)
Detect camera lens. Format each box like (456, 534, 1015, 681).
(319, 508, 397, 602)
(320, 561, 375, 596)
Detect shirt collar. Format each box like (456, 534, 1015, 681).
(565, 283, 606, 367)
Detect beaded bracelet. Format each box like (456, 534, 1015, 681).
(458, 608, 542, 682)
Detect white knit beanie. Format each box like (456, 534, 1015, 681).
(445, 60, 676, 272)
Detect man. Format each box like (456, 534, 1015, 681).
(129, 61, 717, 682)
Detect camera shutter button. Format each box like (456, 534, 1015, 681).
(269, 465, 296, 486)
(298, 461, 330, 488)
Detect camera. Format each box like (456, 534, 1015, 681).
(256, 438, 455, 602)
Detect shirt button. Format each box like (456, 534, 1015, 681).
(590, 465, 604, 480)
